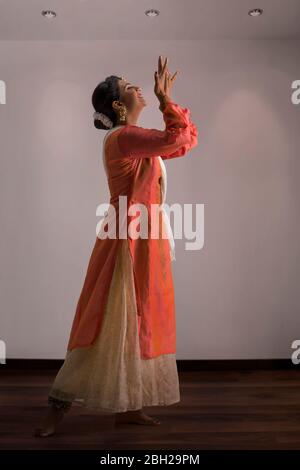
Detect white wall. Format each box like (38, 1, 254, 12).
(0, 40, 299, 359)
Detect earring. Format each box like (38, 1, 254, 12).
(119, 106, 127, 122)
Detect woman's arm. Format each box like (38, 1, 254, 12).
(116, 100, 198, 160)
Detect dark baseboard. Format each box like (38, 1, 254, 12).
(1, 358, 296, 371)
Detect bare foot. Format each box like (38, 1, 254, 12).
(114, 409, 161, 426)
(34, 405, 65, 438)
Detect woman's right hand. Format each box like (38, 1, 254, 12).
(154, 56, 179, 109)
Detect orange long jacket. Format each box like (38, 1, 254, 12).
(67, 100, 198, 359)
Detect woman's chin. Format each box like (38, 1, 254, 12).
(138, 97, 147, 107)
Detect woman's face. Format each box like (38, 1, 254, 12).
(118, 78, 147, 112)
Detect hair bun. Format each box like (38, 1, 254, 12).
(91, 75, 121, 131)
(93, 111, 113, 129)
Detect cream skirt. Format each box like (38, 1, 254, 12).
(47, 239, 180, 414)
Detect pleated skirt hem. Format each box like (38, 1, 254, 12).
(47, 239, 180, 414)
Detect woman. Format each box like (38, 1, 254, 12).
(34, 55, 198, 437)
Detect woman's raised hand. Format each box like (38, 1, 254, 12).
(154, 55, 179, 109)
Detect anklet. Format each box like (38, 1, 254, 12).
(48, 396, 72, 413)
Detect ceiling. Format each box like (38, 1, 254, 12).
(0, 0, 300, 40)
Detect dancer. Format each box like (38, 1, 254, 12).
(34, 55, 198, 437)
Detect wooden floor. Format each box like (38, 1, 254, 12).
(1, 368, 300, 450)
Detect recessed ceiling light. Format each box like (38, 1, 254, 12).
(41, 10, 57, 19)
(145, 9, 160, 17)
(248, 8, 263, 17)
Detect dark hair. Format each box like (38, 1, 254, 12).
(91, 75, 122, 130)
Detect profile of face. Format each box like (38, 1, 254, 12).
(112, 78, 147, 124)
